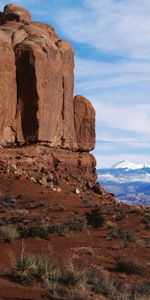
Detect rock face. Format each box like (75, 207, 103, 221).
(0, 4, 96, 184)
(14, 25, 63, 144)
(0, 37, 16, 144)
(74, 95, 96, 151)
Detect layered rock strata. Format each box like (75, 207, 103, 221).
(0, 4, 96, 184)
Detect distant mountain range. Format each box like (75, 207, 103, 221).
(112, 160, 150, 170)
(97, 160, 150, 206)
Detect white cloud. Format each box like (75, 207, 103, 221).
(75, 58, 150, 89)
(55, 0, 150, 59)
(94, 101, 150, 138)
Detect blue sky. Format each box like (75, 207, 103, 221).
(1, 0, 150, 167)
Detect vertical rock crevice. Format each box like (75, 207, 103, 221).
(62, 75, 65, 120)
(15, 46, 39, 142)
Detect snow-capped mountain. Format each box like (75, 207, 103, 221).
(97, 161, 150, 206)
(112, 160, 150, 170)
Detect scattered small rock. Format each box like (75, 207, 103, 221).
(47, 181, 54, 189)
(39, 177, 47, 186)
(86, 181, 94, 189)
(56, 186, 62, 193)
(73, 187, 80, 194)
(11, 164, 17, 171)
(47, 172, 53, 181)
(30, 177, 37, 183)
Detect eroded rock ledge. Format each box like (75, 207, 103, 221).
(0, 145, 97, 189)
(0, 4, 96, 185)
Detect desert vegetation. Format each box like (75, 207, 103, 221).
(0, 181, 149, 299)
(0, 187, 149, 299)
(9, 250, 149, 300)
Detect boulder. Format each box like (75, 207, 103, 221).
(74, 95, 96, 151)
(4, 4, 31, 23)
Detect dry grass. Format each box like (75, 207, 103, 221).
(0, 225, 20, 243)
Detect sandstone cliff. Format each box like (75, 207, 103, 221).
(0, 4, 96, 186)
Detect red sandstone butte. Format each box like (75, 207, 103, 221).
(0, 3, 95, 153)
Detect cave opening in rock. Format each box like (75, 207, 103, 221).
(16, 48, 39, 142)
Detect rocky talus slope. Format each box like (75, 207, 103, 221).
(0, 3, 96, 186)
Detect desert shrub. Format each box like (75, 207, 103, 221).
(25, 224, 49, 240)
(115, 214, 126, 221)
(85, 266, 107, 294)
(46, 278, 90, 300)
(85, 266, 125, 299)
(12, 251, 58, 285)
(59, 259, 85, 285)
(81, 198, 94, 208)
(126, 231, 136, 242)
(118, 228, 126, 239)
(85, 207, 104, 228)
(46, 279, 68, 298)
(0, 225, 20, 243)
(118, 228, 136, 242)
(34, 202, 45, 209)
(130, 281, 150, 299)
(115, 257, 142, 274)
(141, 214, 150, 225)
(48, 224, 69, 235)
(107, 278, 125, 299)
(0, 194, 13, 202)
(106, 231, 118, 240)
(49, 203, 64, 212)
(15, 194, 22, 200)
(65, 219, 87, 232)
(46, 259, 89, 299)
(85, 267, 136, 299)
(106, 221, 116, 230)
(69, 279, 90, 300)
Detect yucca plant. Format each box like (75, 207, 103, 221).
(11, 247, 58, 285)
(35, 255, 58, 281)
(13, 252, 36, 284)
